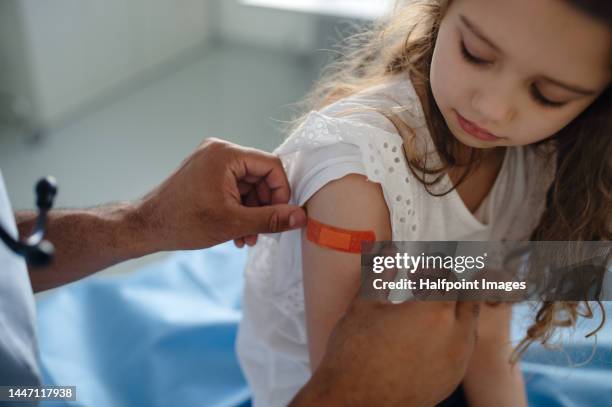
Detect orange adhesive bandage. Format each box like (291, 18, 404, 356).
(306, 218, 376, 254)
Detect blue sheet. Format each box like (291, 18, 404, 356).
(36, 243, 250, 407)
(36, 242, 612, 407)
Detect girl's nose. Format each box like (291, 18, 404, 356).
(471, 82, 516, 126)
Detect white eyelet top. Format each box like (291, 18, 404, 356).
(236, 74, 557, 407)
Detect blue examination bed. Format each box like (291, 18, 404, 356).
(35, 242, 612, 406)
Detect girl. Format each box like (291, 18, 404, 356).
(236, 0, 611, 405)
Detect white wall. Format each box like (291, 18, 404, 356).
(0, 0, 376, 133)
(1, 0, 211, 130)
(216, 0, 318, 52)
(0, 1, 36, 125)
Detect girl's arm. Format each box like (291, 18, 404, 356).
(462, 303, 527, 407)
(301, 174, 392, 371)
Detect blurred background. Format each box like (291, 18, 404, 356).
(0, 0, 393, 275)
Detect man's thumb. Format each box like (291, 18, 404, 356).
(238, 204, 307, 235)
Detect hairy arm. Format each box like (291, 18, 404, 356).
(17, 203, 152, 292)
(462, 303, 527, 407)
(302, 174, 392, 371)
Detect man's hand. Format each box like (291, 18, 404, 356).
(291, 299, 481, 407)
(137, 137, 307, 251)
(18, 138, 306, 291)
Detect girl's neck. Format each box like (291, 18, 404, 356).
(448, 146, 507, 214)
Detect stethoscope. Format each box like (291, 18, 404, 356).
(0, 176, 57, 267)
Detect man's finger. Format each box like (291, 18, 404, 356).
(238, 181, 252, 196)
(237, 204, 307, 235)
(244, 234, 258, 246)
(256, 180, 272, 205)
(244, 189, 260, 207)
(235, 149, 291, 205)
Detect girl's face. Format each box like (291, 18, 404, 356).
(430, 0, 611, 149)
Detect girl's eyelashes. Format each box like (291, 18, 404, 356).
(459, 39, 491, 66)
(530, 85, 567, 108)
(459, 39, 568, 109)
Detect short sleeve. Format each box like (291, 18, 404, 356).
(288, 142, 367, 206)
(275, 111, 409, 207)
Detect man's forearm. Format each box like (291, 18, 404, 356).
(289, 365, 346, 407)
(17, 202, 154, 292)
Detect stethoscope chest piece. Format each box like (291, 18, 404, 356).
(0, 176, 57, 267)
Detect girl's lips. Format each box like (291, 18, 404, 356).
(455, 111, 501, 141)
